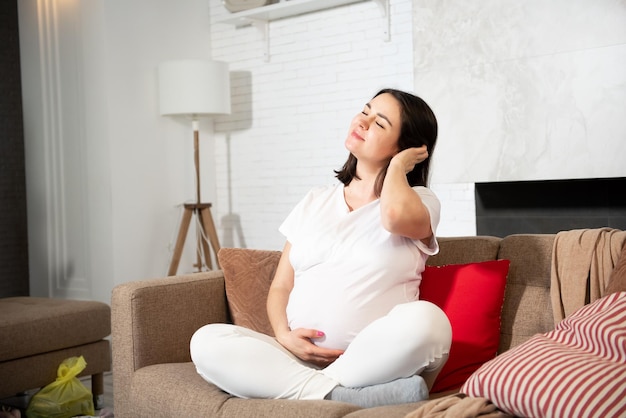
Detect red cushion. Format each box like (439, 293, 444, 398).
(420, 259, 510, 393)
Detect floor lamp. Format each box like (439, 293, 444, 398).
(158, 59, 231, 275)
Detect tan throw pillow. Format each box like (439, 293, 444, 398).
(217, 248, 282, 336)
(605, 242, 626, 294)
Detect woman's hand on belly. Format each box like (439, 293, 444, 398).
(276, 328, 345, 367)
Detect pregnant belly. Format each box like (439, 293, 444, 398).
(286, 288, 400, 350)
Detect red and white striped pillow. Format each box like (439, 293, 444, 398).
(461, 291, 626, 418)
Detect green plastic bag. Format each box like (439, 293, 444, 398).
(26, 356, 95, 418)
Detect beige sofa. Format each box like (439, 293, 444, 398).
(113, 233, 592, 417)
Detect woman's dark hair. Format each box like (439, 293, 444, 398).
(335, 88, 438, 196)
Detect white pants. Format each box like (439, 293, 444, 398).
(190, 301, 451, 400)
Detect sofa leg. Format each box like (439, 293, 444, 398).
(91, 372, 104, 410)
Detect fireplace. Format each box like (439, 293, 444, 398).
(475, 177, 626, 237)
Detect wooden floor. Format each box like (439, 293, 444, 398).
(103, 371, 114, 410)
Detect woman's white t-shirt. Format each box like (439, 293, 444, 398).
(279, 183, 440, 350)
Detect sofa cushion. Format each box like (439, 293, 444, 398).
(0, 297, 111, 361)
(420, 260, 510, 393)
(218, 248, 281, 336)
(496, 234, 555, 352)
(461, 291, 626, 418)
(131, 362, 361, 418)
(427, 236, 501, 267)
(605, 241, 626, 294)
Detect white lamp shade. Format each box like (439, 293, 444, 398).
(158, 60, 231, 116)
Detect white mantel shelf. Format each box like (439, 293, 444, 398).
(214, 0, 389, 60)
(216, 0, 386, 26)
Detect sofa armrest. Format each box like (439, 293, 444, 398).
(111, 271, 228, 413)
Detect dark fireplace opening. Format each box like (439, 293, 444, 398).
(475, 177, 626, 237)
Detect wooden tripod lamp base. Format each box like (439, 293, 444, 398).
(157, 59, 230, 276)
(168, 203, 221, 276)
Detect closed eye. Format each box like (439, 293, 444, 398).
(362, 103, 390, 129)
(362, 112, 384, 129)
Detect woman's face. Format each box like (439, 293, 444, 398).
(345, 93, 402, 167)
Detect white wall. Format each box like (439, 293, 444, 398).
(208, 0, 626, 249)
(19, 0, 113, 300)
(21, 0, 623, 303)
(19, 0, 220, 302)
(100, 0, 220, 284)
(208, 0, 476, 251)
(412, 0, 626, 183)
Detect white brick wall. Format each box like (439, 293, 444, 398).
(209, 0, 475, 250)
(431, 183, 476, 237)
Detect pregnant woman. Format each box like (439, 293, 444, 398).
(190, 88, 452, 408)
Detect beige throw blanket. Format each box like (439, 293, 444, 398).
(550, 228, 626, 324)
(404, 394, 512, 418)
